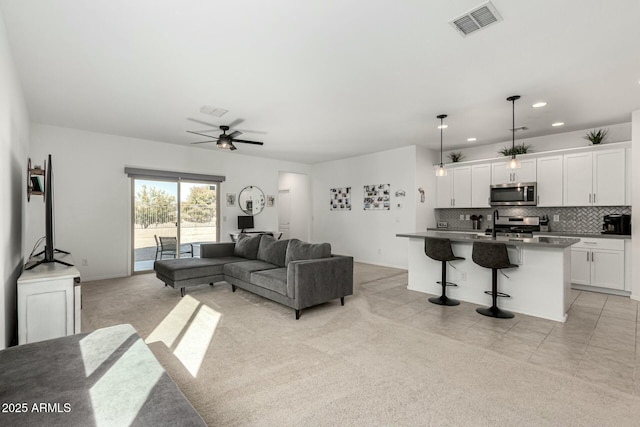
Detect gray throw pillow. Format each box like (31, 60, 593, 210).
(234, 234, 262, 259)
(257, 234, 289, 267)
(284, 238, 332, 265)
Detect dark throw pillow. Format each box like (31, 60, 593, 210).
(256, 234, 289, 267)
(233, 234, 262, 259)
(284, 238, 332, 265)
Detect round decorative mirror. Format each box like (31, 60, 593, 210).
(238, 185, 265, 215)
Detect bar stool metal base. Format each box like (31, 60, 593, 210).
(476, 306, 514, 319)
(429, 295, 460, 306)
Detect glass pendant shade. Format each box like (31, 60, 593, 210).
(436, 163, 447, 176)
(507, 156, 521, 169)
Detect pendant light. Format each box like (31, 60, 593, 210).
(506, 95, 521, 169)
(436, 114, 447, 177)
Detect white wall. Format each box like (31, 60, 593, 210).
(631, 110, 639, 301)
(443, 122, 631, 163)
(27, 124, 310, 281)
(0, 9, 30, 349)
(415, 145, 438, 231)
(278, 172, 310, 241)
(311, 146, 437, 269)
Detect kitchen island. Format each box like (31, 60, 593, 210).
(397, 231, 580, 322)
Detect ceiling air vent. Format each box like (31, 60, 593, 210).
(450, 1, 502, 37)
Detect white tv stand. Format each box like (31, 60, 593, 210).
(17, 253, 81, 345)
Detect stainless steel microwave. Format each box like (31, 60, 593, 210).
(490, 182, 537, 206)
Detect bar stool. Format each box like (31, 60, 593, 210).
(424, 237, 465, 306)
(471, 241, 518, 319)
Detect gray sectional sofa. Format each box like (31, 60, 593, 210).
(154, 234, 353, 319)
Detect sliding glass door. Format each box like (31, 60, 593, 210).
(132, 178, 219, 273)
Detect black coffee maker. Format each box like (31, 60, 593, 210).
(602, 214, 631, 235)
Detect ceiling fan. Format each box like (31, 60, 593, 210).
(187, 125, 264, 150)
(187, 118, 265, 151)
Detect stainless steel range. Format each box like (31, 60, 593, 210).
(488, 216, 540, 238)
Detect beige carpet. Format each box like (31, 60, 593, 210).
(82, 264, 640, 426)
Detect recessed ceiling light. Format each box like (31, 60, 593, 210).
(467, 137, 477, 142)
(552, 122, 564, 127)
(532, 102, 547, 108)
(438, 124, 448, 129)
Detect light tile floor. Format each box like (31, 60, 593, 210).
(358, 265, 639, 396)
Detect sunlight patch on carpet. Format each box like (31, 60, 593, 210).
(145, 295, 201, 347)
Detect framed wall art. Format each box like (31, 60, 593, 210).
(226, 193, 236, 207)
(330, 187, 351, 211)
(363, 184, 390, 210)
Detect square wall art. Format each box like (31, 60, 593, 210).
(330, 187, 351, 211)
(363, 184, 390, 210)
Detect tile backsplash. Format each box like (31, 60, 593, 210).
(435, 206, 632, 234)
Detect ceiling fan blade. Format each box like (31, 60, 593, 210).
(233, 139, 264, 145)
(227, 130, 243, 139)
(230, 144, 238, 151)
(187, 118, 218, 128)
(187, 130, 220, 139)
(228, 118, 245, 128)
(190, 140, 216, 145)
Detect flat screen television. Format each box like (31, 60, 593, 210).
(237, 215, 254, 232)
(26, 154, 72, 270)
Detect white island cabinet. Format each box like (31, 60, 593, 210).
(17, 254, 81, 344)
(397, 232, 579, 322)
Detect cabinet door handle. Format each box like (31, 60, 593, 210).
(591, 252, 594, 262)
(589, 193, 592, 203)
(586, 251, 589, 261)
(593, 193, 596, 203)
(453, 198, 455, 207)
(537, 195, 540, 204)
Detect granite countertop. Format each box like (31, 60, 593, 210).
(398, 231, 580, 248)
(426, 227, 631, 240)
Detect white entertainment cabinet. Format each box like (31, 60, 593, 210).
(17, 253, 81, 345)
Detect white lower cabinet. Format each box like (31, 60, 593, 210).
(570, 238, 624, 291)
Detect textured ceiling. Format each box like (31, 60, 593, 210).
(1, 0, 639, 164)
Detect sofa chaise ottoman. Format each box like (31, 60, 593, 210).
(154, 235, 354, 319)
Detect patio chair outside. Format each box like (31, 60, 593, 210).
(155, 235, 193, 259)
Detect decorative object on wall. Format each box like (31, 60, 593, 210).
(266, 195, 275, 207)
(395, 189, 406, 197)
(506, 95, 522, 169)
(436, 114, 448, 177)
(238, 185, 265, 215)
(448, 151, 464, 162)
(418, 187, 425, 203)
(364, 184, 390, 210)
(226, 193, 236, 207)
(583, 128, 609, 145)
(330, 187, 351, 211)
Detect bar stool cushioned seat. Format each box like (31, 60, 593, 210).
(472, 241, 518, 318)
(424, 237, 465, 306)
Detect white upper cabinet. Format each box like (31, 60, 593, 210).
(491, 158, 536, 184)
(435, 166, 471, 208)
(471, 164, 491, 208)
(536, 155, 563, 207)
(563, 152, 592, 206)
(435, 171, 453, 208)
(563, 149, 625, 206)
(452, 166, 472, 208)
(593, 149, 626, 206)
